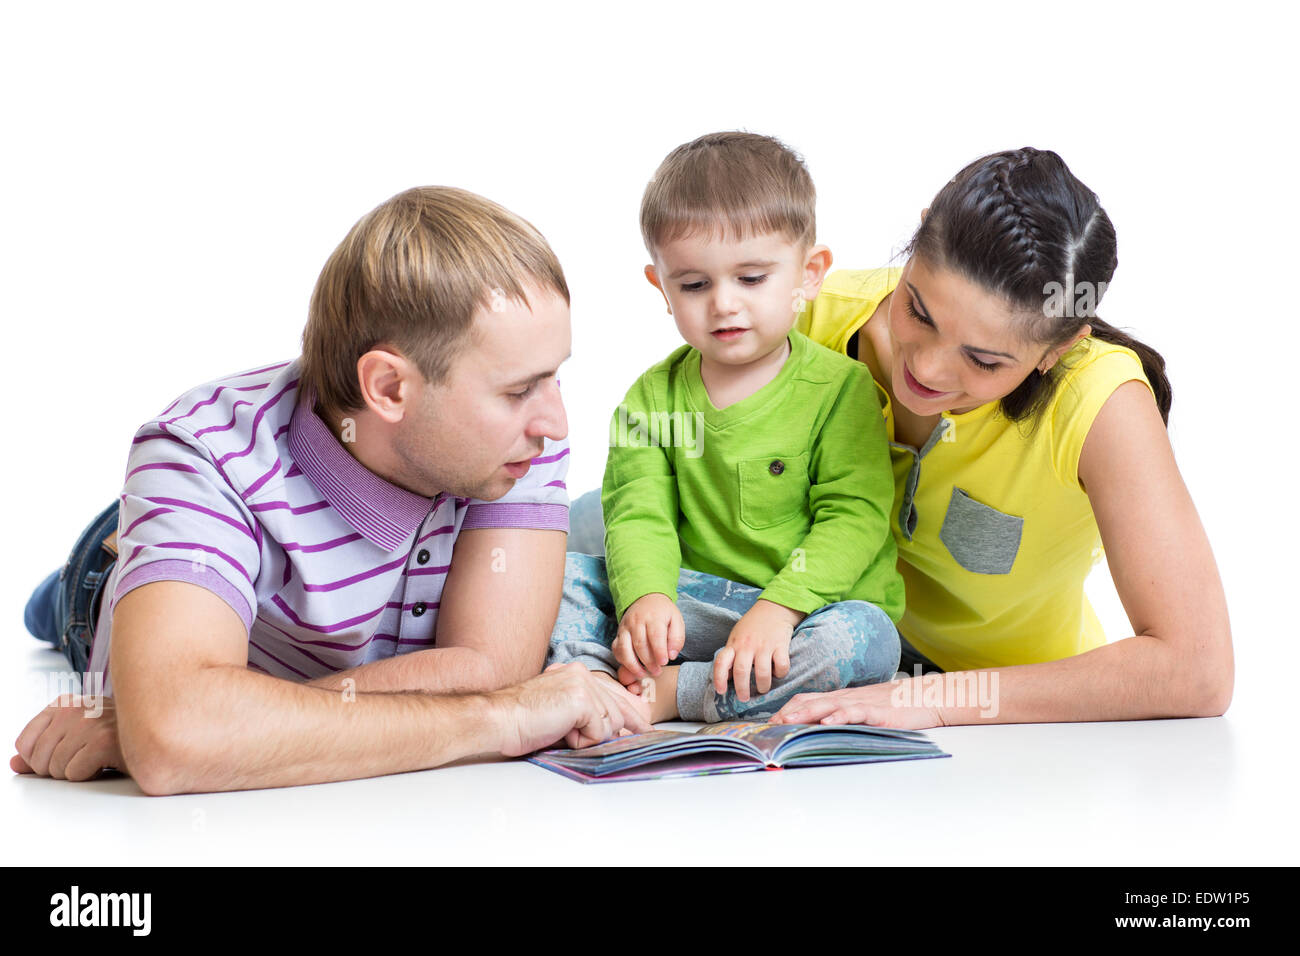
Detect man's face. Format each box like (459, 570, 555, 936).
(647, 230, 814, 371)
(394, 282, 571, 501)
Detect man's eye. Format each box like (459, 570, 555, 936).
(509, 384, 536, 401)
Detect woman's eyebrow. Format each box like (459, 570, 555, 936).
(907, 282, 1018, 360)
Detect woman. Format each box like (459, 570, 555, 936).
(571, 146, 1233, 729)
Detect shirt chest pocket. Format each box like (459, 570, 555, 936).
(737, 453, 811, 531)
(938, 486, 1024, 575)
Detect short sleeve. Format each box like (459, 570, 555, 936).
(461, 436, 571, 532)
(112, 422, 262, 631)
(1048, 341, 1154, 491)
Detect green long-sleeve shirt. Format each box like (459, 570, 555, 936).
(602, 329, 904, 623)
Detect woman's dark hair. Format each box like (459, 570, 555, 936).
(906, 147, 1172, 426)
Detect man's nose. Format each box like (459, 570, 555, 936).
(529, 378, 568, 442)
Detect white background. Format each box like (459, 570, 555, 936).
(1, 1, 1296, 865)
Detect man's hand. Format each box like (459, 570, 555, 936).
(11, 694, 122, 780)
(713, 600, 805, 702)
(491, 662, 653, 755)
(612, 592, 684, 680)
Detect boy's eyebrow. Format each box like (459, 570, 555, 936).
(667, 259, 780, 281)
(907, 282, 1018, 360)
(501, 351, 572, 389)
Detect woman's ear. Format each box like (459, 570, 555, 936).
(1040, 324, 1093, 373)
(920, 206, 929, 223)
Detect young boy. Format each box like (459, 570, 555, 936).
(549, 131, 904, 724)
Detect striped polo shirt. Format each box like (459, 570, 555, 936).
(88, 359, 570, 694)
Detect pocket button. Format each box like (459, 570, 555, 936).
(769, 460, 785, 476)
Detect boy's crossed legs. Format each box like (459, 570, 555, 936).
(548, 553, 901, 723)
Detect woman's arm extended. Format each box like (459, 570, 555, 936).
(773, 380, 1233, 728)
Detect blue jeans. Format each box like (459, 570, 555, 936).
(552, 494, 904, 721)
(24, 501, 120, 675)
(567, 488, 944, 679)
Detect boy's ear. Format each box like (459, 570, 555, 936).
(799, 244, 834, 303)
(644, 264, 672, 313)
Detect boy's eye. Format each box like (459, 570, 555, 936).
(739, 274, 768, 285)
(680, 281, 707, 293)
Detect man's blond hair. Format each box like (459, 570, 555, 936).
(640, 131, 817, 255)
(301, 186, 569, 418)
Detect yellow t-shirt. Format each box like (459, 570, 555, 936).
(797, 268, 1154, 671)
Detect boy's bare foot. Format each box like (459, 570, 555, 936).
(615, 664, 680, 723)
(592, 671, 654, 727)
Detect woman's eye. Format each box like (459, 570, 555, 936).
(906, 301, 933, 326)
(967, 354, 999, 372)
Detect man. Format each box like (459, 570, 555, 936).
(13, 186, 649, 794)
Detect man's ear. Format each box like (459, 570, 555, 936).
(644, 264, 672, 314)
(356, 347, 416, 424)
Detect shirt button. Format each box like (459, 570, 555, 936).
(769, 460, 785, 476)
(412, 602, 427, 617)
(417, 549, 430, 565)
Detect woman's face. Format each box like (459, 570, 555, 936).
(884, 256, 1057, 417)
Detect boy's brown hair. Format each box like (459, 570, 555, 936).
(639, 131, 817, 255)
(301, 186, 569, 418)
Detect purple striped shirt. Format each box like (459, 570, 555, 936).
(90, 359, 570, 693)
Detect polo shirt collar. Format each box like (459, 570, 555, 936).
(288, 389, 436, 552)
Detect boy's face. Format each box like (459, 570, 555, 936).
(645, 230, 830, 370)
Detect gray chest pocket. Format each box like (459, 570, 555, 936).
(939, 487, 1024, 575)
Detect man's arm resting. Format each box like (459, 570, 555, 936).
(114, 581, 514, 794)
(303, 527, 567, 696)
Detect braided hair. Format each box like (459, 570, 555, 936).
(906, 148, 1171, 426)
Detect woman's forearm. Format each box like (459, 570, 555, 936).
(928, 632, 1232, 726)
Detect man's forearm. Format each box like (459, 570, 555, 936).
(123, 665, 506, 795)
(305, 645, 506, 695)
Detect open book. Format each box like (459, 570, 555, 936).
(528, 721, 949, 783)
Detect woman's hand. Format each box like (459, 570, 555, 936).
(771, 678, 947, 730)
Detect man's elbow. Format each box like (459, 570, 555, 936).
(119, 707, 203, 796)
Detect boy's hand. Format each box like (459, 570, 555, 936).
(613, 592, 684, 680)
(713, 600, 806, 702)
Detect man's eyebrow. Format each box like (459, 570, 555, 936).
(667, 259, 780, 281)
(501, 352, 572, 389)
(907, 282, 1018, 361)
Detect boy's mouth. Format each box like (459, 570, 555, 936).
(711, 327, 748, 341)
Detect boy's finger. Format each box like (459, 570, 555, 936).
(754, 654, 772, 695)
(713, 648, 734, 695)
(774, 647, 791, 680)
(648, 618, 668, 673)
(667, 610, 685, 660)
(733, 652, 753, 703)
